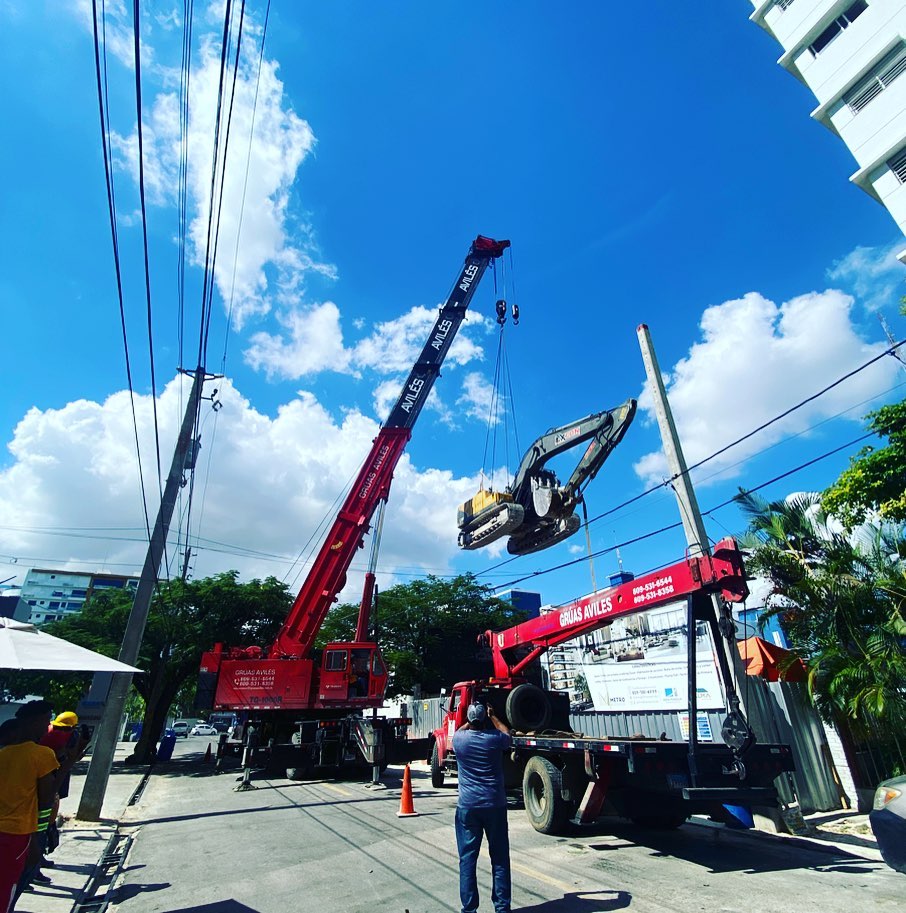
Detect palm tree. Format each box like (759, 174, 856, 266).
(735, 489, 906, 775)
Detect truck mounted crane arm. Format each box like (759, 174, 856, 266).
(483, 537, 748, 679)
(269, 235, 510, 659)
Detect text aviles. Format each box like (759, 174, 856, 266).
(559, 596, 613, 628)
(458, 263, 479, 292)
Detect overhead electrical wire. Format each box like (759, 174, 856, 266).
(90, 0, 153, 547)
(488, 429, 876, 593)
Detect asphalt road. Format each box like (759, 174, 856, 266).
(108, 739, 902, 913)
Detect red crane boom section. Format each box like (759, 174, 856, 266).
(485, 538, 749, 679)
(269, 235, 510, 659)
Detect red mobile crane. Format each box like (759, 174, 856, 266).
(431, 539, 795, 833)
(197, 235, 510, 777)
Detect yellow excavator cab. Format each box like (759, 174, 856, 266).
(457, 489, 513, 529)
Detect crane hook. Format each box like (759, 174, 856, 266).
(495, 299, 507, 326)
(511, 303, 519, 326)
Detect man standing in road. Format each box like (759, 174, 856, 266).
(452, 700, 513, 913)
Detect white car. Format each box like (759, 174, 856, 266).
(190, 723, 218, 736)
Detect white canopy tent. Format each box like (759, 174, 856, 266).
(0, 617, 141, 672)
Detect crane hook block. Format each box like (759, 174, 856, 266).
(496, 299, 507, 326)
(511, 303, 519, 325)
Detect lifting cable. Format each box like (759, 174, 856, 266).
(478, 251, 521, 492)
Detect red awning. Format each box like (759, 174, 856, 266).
(737, 636, 807, 683)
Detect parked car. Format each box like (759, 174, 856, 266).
(191, 723, 218, 736)
(172, 720, 190, 738)
(870, 775, 906, 874)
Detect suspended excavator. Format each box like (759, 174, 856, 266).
(457, 399, 636, 555)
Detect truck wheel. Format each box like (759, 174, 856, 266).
(431, 742, 445, 788)
(523, 755, 569, 834)
(506, 683, 552, 732)
(286, 765, 310, 781)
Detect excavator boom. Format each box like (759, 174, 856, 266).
(458, 399, 636, 555)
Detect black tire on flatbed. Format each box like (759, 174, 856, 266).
(522, 755, 569, 835)
(431, 742, 445, 788)
(506, 683, 552, 732)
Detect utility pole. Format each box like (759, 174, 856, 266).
(636, 325, 758, 759)
(78, 369, 206, 821)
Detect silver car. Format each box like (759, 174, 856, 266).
(869, 775, 906, 874)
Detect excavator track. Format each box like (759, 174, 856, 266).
(458, 503, 525, 550)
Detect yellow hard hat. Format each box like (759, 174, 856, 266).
(53, 711, 79, 728)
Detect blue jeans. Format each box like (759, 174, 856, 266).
(455, 805, 511, 913)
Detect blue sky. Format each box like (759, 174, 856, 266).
(0, 1, 903, 612)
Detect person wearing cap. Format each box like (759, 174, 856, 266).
(0, 701, 59, 913)
(451, 700, 513, 913)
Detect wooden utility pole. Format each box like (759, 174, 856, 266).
(78, 369, 206, 821)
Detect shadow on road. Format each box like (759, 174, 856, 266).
(577, 820, 882, 876)
(515, 891, 632, 912)
(159, 902, 262, 913)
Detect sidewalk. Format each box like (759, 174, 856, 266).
(15, 743, 148, 913)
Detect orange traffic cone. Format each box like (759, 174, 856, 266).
(397, 764, 419, 817)
(204, 742, 212, 764)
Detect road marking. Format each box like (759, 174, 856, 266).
(510, 860, 576, 892)
(319, 782, 353, 797)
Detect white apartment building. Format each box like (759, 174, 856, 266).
(751, 0, 906, 260)
(17, 568, 139, 625)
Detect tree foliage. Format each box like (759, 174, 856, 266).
(3, 573, 291, 763)
(736, 490, 906, 739)
(822, 399, 906, 529)
(317, 574, 527, 697)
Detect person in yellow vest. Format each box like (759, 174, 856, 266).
(0, 701, 59, 913)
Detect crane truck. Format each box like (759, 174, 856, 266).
(430, 538, 795, 834)
(196, 235, 510, 779)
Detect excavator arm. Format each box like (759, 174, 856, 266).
(458, 400, 636, 555)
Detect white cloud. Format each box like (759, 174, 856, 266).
(244, 302, 349, 379)
(73, 0, 137, 70)
(828, 240, 906, 312)
(0, 377, 481, 600)
(634, 289, 900, 487)
(457, 371, 498, 423)
(351, 306, 490, 374)
(103, 9, 328, 327)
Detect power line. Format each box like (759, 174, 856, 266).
(488, 429, 876, 593)
(90, 0, 153, 547)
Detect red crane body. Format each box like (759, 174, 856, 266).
(198, 236, 510, 715)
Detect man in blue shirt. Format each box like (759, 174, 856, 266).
(452, 700, 513, 913)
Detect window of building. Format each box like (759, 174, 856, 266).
(809, 1, 868, 56)
(71, 588, 87, 597)
(27, 600, 36, 606)
(49, 601, 60, 609)
(52, 591, 64, 597)
(775, 0, 795, 10)
(844, 43, 906, 112)
(888, 145, 906, 183)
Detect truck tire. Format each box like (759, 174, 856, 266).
(523, 755, 569, 835)
(431, 742, 445, 788)
(506, 683, 552, 732)
(286, 764, 311, 781)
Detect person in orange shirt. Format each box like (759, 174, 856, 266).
(0, 701, 59, 913)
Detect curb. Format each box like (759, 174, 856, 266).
(686, 816, 882, 863)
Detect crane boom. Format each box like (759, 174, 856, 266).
(270, 235, 510, 659)
(484, 537, 748, 679)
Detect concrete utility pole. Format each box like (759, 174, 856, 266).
(636, 325, 756, 742)
(78, 369, 206, 821)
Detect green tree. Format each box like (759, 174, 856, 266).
(822, 399, 906, 528)
(4, 572, 292, 763)
(317, 574, 527, 697)
(736, 490, 906, 754)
